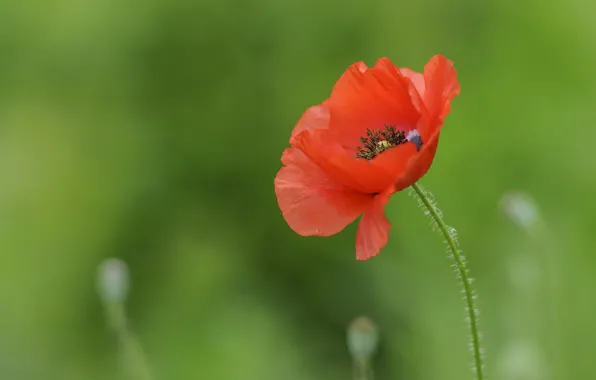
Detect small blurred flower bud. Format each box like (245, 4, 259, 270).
(347, 316, 379, 362)
(97, 258, 130, 303)
(500, 191, 539, 230)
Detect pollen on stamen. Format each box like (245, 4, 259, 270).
(355, 125, 407, 160)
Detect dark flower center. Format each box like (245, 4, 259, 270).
(356, 125, 422, 160)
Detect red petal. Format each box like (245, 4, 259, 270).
(369, 140, 419, 182)
(370, 58, 421, 126)
(355, 188, 393, 260)
(327, 61, 368, 101)
(294, 129, 406, 194)
(400, 68, 425, 97)
(289, 105, 329, 145)
(422, 55, 460, 137)
(275, 148, 373, 236)
(325, 58, 421, 152)
(394, 129, 441, 191)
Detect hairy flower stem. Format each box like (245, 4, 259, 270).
(411, 183, 485, 380)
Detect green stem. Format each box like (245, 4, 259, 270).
(411, 183, 485, 380)
(531, 220, 564, 379)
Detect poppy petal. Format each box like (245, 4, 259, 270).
(369, 58, 421, 127)
(422, 55, 460, 134)
(374, 59, 427, 124)
(355, 188, 393, 260)
(400, 67, 428, 122)
(400, 68, 425, 97)
(328, 61, 368, 100)
(325, 58, 421, 152)
(294, 129, 400, 194)
(289, 105, 329, 145)
(394, 129, 441, 191)
(275, 148, 374, 236)
(369, 140, 419, 183)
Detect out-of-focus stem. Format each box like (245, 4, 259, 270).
(104, 301, 154, 380)
(97, 258, 154, 380)
(353, 359, 374, 380)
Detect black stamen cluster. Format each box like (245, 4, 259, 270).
(355, 125, 407, 160)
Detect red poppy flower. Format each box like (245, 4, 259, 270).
(274, 55, 460, 260)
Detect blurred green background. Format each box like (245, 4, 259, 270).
(0, 0, 594, 379)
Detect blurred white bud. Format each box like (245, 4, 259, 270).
(347, 316, 379, 361)
(500, 191, 540, 230)
(97, 258, 130, 303)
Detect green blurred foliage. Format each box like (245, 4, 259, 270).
(0, 0, 595, 379)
